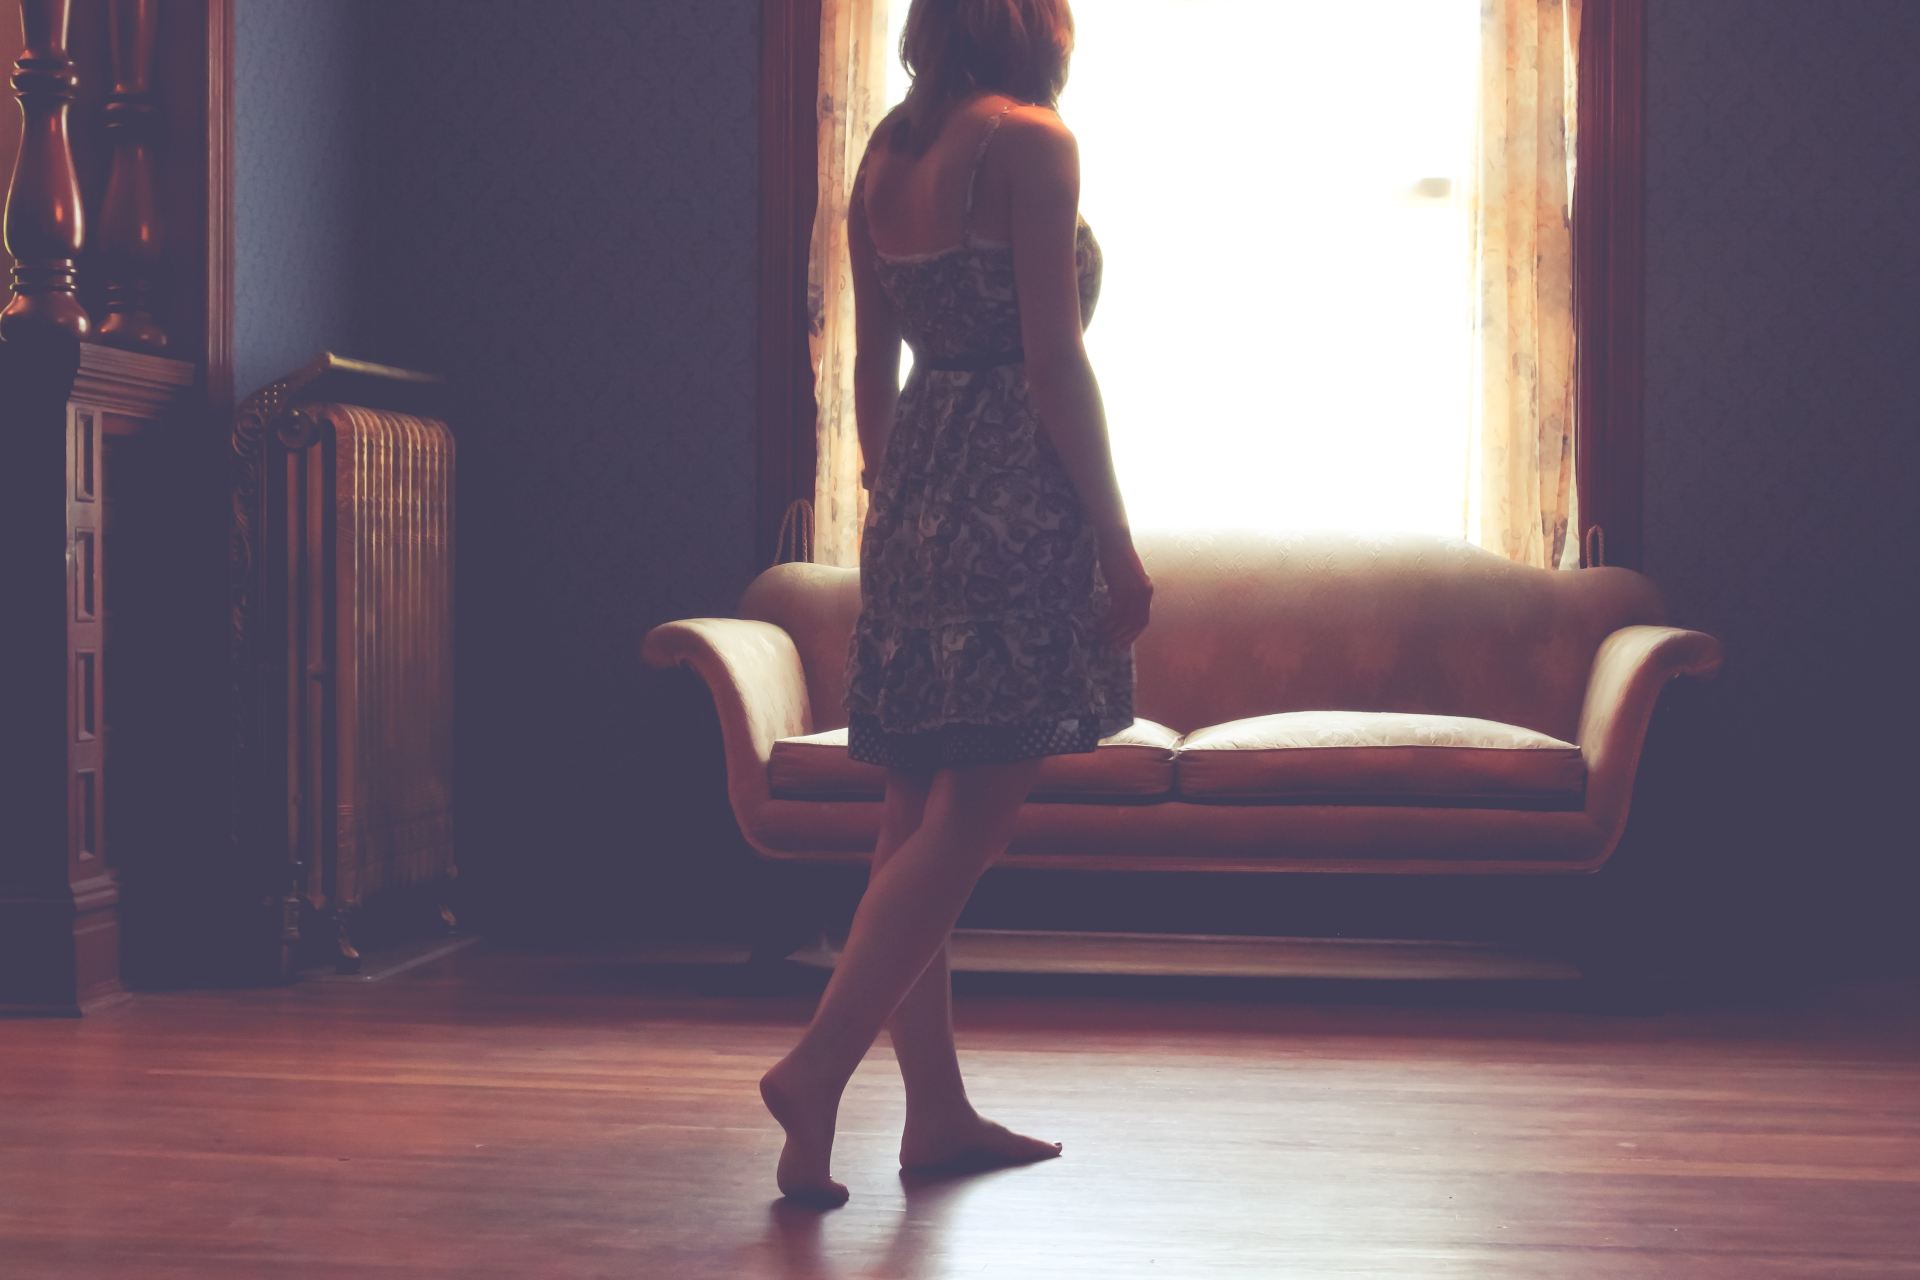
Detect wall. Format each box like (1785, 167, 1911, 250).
(1642, 0, 1920, 971)
(357, 0, 763, 935)
(232, 0, 370, 395)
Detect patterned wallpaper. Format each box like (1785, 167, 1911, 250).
(1642, 1, 1920, 967)
(356, 0, 763, 933)
(232, 0, 370, 396)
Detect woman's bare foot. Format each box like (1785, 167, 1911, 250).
(759, 1054, 849, 1206)
(898, 1108, 1064, 1174)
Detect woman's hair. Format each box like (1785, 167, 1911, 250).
(881, 0, 1074, 156)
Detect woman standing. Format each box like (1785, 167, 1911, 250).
(760, 0, 1151, 1206)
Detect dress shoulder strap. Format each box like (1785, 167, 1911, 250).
(962, 103, 1018, 236)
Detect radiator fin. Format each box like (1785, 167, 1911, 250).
(296, 404, 455, 912)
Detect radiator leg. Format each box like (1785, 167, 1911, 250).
(437, 866, 460, 934)
(333, 902, 364, 975)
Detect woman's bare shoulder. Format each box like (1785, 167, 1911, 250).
(1001, 102, 1075, 144)
(995, 105, 1079, 189)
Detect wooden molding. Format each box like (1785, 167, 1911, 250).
(203, 0, 232, 410)
(1572, 0, 1646, 571)
(71, 337, 192, 411)
(755, 0, 820, 570)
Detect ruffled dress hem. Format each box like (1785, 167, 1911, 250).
(846, 706, 1135, 769)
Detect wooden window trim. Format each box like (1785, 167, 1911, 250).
(758, 0, 1646, 570)
(206, 0, 235, 412)
(756, 0, 822, 568)
(1573, 0, 1646, 571)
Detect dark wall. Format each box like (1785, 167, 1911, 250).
(1641, 1, 1920, 972)
(233, 0, 370, 395)
(356, 1, 763, 936)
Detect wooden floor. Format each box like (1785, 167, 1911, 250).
(3, 941, 1918, 1279)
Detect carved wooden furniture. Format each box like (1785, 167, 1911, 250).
(0, 338, 193, 1013)
(1, 0, 88, 339)
(1, 0, 226, 1012)
(95, 0, 166, 349)
(230, 355, 457, 977)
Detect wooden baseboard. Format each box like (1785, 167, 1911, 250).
(0, 887, 123, 1015)
(852, 929, 1584, 981)
(626, 928, 1583, 983)
(300, 933, 480, 984)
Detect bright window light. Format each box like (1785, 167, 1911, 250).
(880, 1, 1482, 538)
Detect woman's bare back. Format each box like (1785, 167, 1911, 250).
(859, 93, 1039, 257)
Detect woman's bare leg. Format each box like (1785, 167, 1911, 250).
(758, 755, 1045, 1203)
(865, 769, 1064, 1172)
(865, 769, 970, 1116)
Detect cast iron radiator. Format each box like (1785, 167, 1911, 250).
(232, 356, 456, 976)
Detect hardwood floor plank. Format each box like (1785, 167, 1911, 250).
(0, 944, 1915, 1278)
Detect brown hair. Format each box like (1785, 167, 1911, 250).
(881, 0, 1075, 156)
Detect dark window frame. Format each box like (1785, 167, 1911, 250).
(756, 0, 821, 567)
(1572, 0, 1645, 570)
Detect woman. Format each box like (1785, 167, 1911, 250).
(759, 0, 1151, 1206)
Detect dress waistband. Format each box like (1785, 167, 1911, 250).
(914, 347, 1026, 372)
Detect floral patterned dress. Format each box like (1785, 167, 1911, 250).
(842, 105, 1137, 769)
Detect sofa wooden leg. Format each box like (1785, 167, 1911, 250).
(745, 924, 812, 970)
(741, 859, 828, 974)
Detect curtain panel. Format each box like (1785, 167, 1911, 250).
(1471, 0, 1584, 570)
(808, 0, 889, 568)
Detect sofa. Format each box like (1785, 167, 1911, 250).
(642, 530, 1724, 965)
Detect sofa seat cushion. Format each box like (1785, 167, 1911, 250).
(1174, 710, 1585, 809)
(770, 719, 1180, 801)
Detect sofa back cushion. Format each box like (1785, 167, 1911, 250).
(738, 530, 1668, 743)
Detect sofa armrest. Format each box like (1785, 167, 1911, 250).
(642, 618, 813, 820)
(1577, 623, 1726, 857)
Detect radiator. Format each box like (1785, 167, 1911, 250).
(283, 401, 456, 963)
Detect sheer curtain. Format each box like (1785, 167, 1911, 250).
(811, 0, 1583, 570)
(1471, 0, 1584, 570)
(809, 0, 889, 568)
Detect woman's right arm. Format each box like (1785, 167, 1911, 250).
(1004, 114, 1152, 645)
(848, 151, 902, 491)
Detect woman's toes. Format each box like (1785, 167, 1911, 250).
(900, 1114, 1064, 1172)
(778, 1171, 850, 1207)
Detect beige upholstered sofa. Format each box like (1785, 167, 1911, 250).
(643, 532, 1724, 898)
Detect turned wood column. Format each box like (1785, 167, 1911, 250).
(1, 0, 88, 341)
(95, 0, 164, 349)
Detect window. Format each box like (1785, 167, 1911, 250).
(881, 2, 1483, 540)
(764, 0, 1644, 572)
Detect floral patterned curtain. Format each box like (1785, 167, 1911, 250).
(809, 0, 890, 568)
(1470, 0, 1584, 570)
